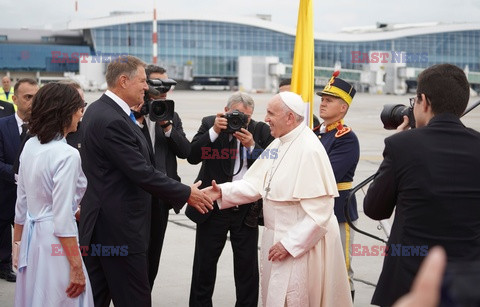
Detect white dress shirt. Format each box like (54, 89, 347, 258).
(14, 113, 25, 135)
(208, 127, 254, 181)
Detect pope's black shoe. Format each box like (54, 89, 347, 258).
(0, 269, 16, 282)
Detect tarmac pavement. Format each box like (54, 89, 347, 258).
(1, 90, 479, 306)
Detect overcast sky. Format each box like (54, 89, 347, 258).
(2, 0, 480, 32)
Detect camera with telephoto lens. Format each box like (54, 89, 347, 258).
(222, 110, 249, 134)
(380, 104, 416, 130)
(140, 78, 176, 122)
(244, 200, 264, 228)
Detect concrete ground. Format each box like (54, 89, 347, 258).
(1, 90, 479, 306)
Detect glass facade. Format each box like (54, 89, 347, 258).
(91, 20, 480, 77)
(1, 19, 479, 77)
(0, 43, 91, 72)
(91, 20, 296, 78)
(327, 31, 480, 72)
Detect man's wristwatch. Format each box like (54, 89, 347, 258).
(160, 120, 173, 128)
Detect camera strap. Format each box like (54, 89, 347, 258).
(222, 121, 256, 178)
(220, 136, 241, 178)
(231, 142, 244, 177)
(233, 120, 258, 175)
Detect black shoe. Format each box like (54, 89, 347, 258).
(0, 269, 16, 282)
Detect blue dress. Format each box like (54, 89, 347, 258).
(14, 136, 93, 307)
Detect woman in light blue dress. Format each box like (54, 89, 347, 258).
(12, 82, 93, 306)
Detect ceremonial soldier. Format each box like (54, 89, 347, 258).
(316, 72, 360, 301)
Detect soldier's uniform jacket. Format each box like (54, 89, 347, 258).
(315, 120, 360, 222)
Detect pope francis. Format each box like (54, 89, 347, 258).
(203, 92, 353, 307)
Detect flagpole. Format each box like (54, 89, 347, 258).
(291, 0, 315, 128)
(152, 0, 158, 64)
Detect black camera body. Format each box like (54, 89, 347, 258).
(222, 110, 249, 134)
(146, 78, 176, 94)
(380, 104, 416, 130)
(140, 78, 177, 122)
(244, 200, 264, 228)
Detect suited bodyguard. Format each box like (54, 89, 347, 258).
(187, 92, 274, 307)
(0, 78, 38, 282)
(364, 64, 480, 306)
(79, 56, 213, 307)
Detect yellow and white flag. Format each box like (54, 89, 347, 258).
(291, 0, 315, 127)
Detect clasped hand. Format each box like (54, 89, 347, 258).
(187, 181, 214, 214)
(201, 180, 222, 203)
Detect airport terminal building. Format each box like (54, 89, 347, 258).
(1, 12, 479, 90)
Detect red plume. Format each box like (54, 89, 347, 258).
(333, 71, 340, 78)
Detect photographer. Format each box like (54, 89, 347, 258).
(137, 65, 192, 289)
(186, 92, 274, 307)
(364, 64, 480, 306)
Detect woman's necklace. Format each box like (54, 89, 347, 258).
(264, 126, 305, 198)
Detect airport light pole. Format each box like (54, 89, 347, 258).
(152, 0, 158, 64)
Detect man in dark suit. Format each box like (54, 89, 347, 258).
(134, 65, 192, 288)
(0, 78, 38, 282)
(0, 100, 14, 118)
(187, 92, 274, 307)
(364, 63, 480, 306)
(79, 55, 213, 307)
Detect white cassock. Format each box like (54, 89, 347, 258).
(219, 124, 353, 307)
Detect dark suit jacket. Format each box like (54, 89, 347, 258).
(0, 115, 20, 222)
(0, 100, 14, 119)
(66, 121, 83, 150)
(154, 112, 190, 183)
(186, 116, 274, 224)
(78, 94, 191, 254)
(152, 112, 190, 213)
(364, 113, 480, 306)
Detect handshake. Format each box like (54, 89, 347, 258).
(187, 180, 222, 214)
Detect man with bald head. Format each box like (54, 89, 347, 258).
(202, 92, 352, 307)
(0, 76, 15, 106)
